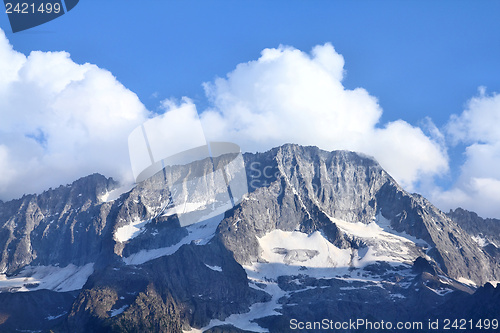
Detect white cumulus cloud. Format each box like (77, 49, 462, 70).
(0, 29, 150, 200)
(431, 90, 500, 218)
(199, 44, 448, 190)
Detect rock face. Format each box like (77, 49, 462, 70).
(0, 144, 499, 332)
(447, 208, 500, 261)
(0, 174, 117, 275)
(221, 145, 498, 284)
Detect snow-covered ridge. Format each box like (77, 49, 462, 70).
(114, 201, 216, 243)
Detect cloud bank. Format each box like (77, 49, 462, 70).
(1, 29, 496, 218)
(0, 29, 150, 199)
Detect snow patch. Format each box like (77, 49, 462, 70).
(205, 264, 222, 272)
(162, 202, 207, 217)
(390, 293, 406, 299)
(488, 281, 500, 287)
(114, 218, 150, 242)
(330, 214, 428, 265)
(123, 213, 224, 265)
(339, 286, 360, 291)
(110, 305, 129, 317)
(46, 312, 67, 320)
(429, 287, 454, 296)
(0, 263, 94, 293)
(100, 183, 135, 202)
(457, 277, 477, 287)
(190, 275, 285, 333)
(471, 235, 490, 247)
(259, 230, 351, 269)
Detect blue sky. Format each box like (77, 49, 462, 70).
(3, 1, 500, 122)
(1, 1, 500, 217)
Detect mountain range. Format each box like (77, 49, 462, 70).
(0, 144, 498, 332)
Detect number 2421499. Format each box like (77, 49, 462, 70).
(5, 2, 62, 14)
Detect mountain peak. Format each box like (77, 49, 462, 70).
(275, 143, 380, 165)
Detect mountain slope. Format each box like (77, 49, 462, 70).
(0, 144, 498, 332)
(447, 207, 500, 261)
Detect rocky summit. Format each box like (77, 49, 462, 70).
(0, 144, 499, 332)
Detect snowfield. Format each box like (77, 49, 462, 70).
(248, 213, 428, 281)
